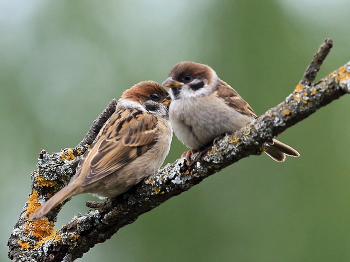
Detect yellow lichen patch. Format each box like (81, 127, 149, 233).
(242, 128, 250, 135)
(61, 148, 75, 161)
(284, 109, 291, 115)
(209, 148, 216, 153)
(55, 234, 62, 242)
(34, 229, 60, 249)
(294, 83, 303, 92)
(153, 188, 161, 194)
(229, 136, 240, 144)
(76, 149, 84, 155)
(145, 177, 155, 185)
(70, 234, 80, 242)
(28, 218, 54, 239)
(35, 176, 57, 187)
(26, 190, 41, 215)
(311, 88, 318, 95)
(302, 100, 308, 104)
(334, 66, 350, 82)
(292, 93, 301, 101)
(344, 67, 350, 79)
(67, 148, 75, 160)
(18, 240, 31, 250)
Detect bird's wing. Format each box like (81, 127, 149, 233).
(76, 108, 159, 186)
(216, 80, 257, 118)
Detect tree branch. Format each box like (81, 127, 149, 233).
(301, 38, 333, 86)
(8, 39, 350, 261)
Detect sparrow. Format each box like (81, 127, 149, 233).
(30, 81, 172, 220)
(162, 61, 299, 162)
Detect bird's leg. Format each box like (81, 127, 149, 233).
(181, 149, 198, 161)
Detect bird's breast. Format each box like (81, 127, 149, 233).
(169, 95, 253, 150)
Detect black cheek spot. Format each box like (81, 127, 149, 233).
(145, 104, 158, 112)
(171, 87, 181, 98)
(190, 81, 204, 91)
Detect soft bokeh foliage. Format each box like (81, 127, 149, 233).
(2, 0, 350, 261)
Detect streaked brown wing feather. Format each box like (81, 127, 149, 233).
(217, 80, 257, 118)
(77, 108, 158, 186)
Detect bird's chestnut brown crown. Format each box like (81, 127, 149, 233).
(168, 61, 213, 85)
(122, 81, 170, 104)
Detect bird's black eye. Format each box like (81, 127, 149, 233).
(150, 93, 160, 101)
(183, 74, 193, 83)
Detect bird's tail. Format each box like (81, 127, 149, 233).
(265, 139, 300, 162)
(29, 185, 77, 221)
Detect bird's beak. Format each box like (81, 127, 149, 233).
(162, 77, 184, 88)
(161, 96, 171, 106)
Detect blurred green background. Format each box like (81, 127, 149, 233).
(2, 0, 350, 261)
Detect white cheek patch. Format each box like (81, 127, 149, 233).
(118, 99, 146, 112)
(176, 83, 213, 99)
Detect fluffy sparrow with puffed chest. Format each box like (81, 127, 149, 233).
(30, 81, 172, 220)
(163, 61, 299, 162)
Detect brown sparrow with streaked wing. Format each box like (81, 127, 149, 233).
(163, 61, 299, 162)
(30, 81, 172, 220)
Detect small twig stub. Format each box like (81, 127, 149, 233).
(301, 38, 333, 86)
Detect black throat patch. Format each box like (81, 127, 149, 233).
(171, 87, 181, 99)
